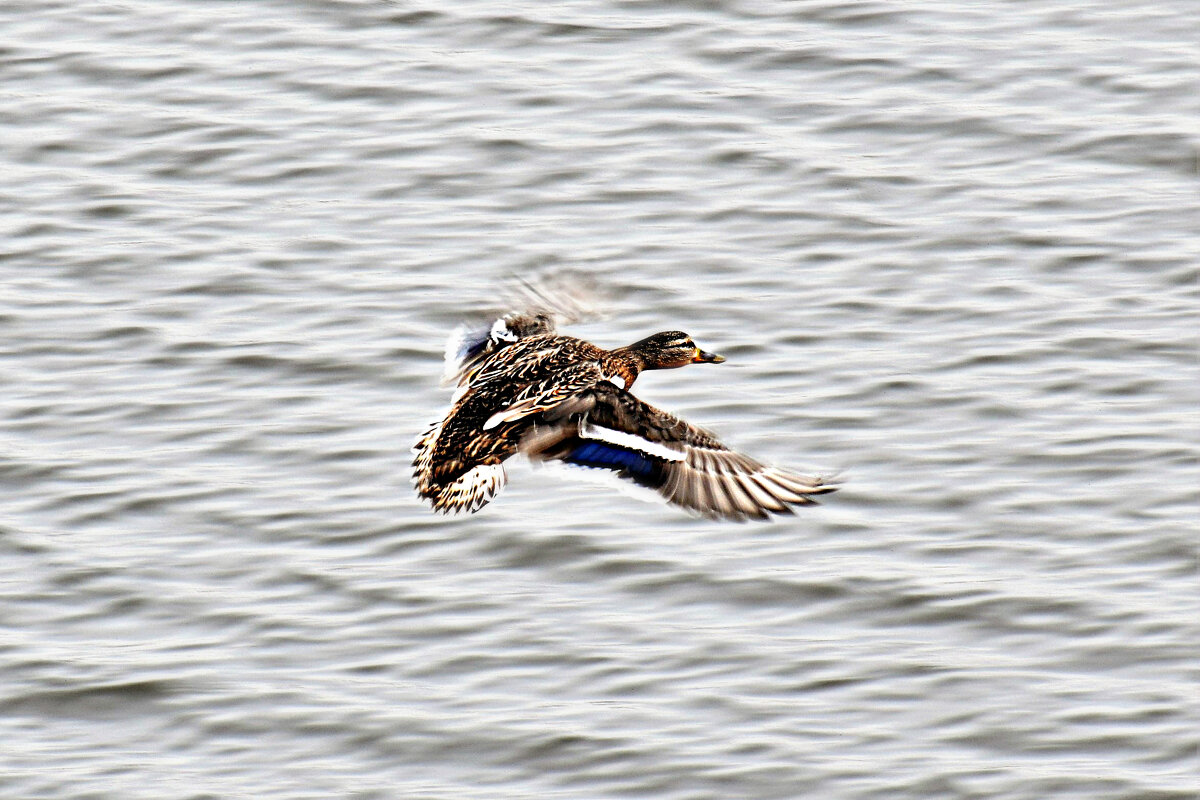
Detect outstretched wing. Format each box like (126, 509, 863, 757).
(525, 383, 836, 521)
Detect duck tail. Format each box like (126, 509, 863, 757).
(419, 463, 507, 514)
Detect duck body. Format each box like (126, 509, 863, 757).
(414, 331, 604, 507)
(413, 312, 835, 520)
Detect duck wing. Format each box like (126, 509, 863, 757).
(526, 382, 836, 521)
(442, 271, 608, 390)
(480, 360, 604, 430)
(442, 312, 556, 388)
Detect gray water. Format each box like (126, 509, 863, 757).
(1, 2, 1197, 798)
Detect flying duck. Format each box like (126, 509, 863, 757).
(412, 306, 836, 520)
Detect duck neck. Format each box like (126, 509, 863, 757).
(601, 347, 644, 390)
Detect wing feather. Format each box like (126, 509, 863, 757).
(529, 383, 836, 521)
(482, 362, 603, 430)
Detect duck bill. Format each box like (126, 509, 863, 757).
(692, 348, 725, 364)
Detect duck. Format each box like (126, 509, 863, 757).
(412, 311, 837, 520)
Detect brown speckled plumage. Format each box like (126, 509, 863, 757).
(413, 312, 836, 519)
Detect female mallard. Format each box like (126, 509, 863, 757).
(413, 312, 836, 520)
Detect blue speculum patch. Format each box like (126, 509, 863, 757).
(567, 440, 656, 478)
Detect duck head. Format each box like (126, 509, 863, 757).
(624, 331, 726, 370)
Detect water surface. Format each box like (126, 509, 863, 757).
(1, 2, 1197, 798)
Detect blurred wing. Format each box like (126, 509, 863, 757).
(528, 383, 836, 521)
(442, 270, 609, 389)
(442, 312, 556, 388)
(502, 269, 610, 328)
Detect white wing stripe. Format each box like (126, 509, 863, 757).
(490, 317, 518, 342)
(581, 425, 687, 462)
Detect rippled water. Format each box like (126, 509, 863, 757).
(2, 2, 1197, 798)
